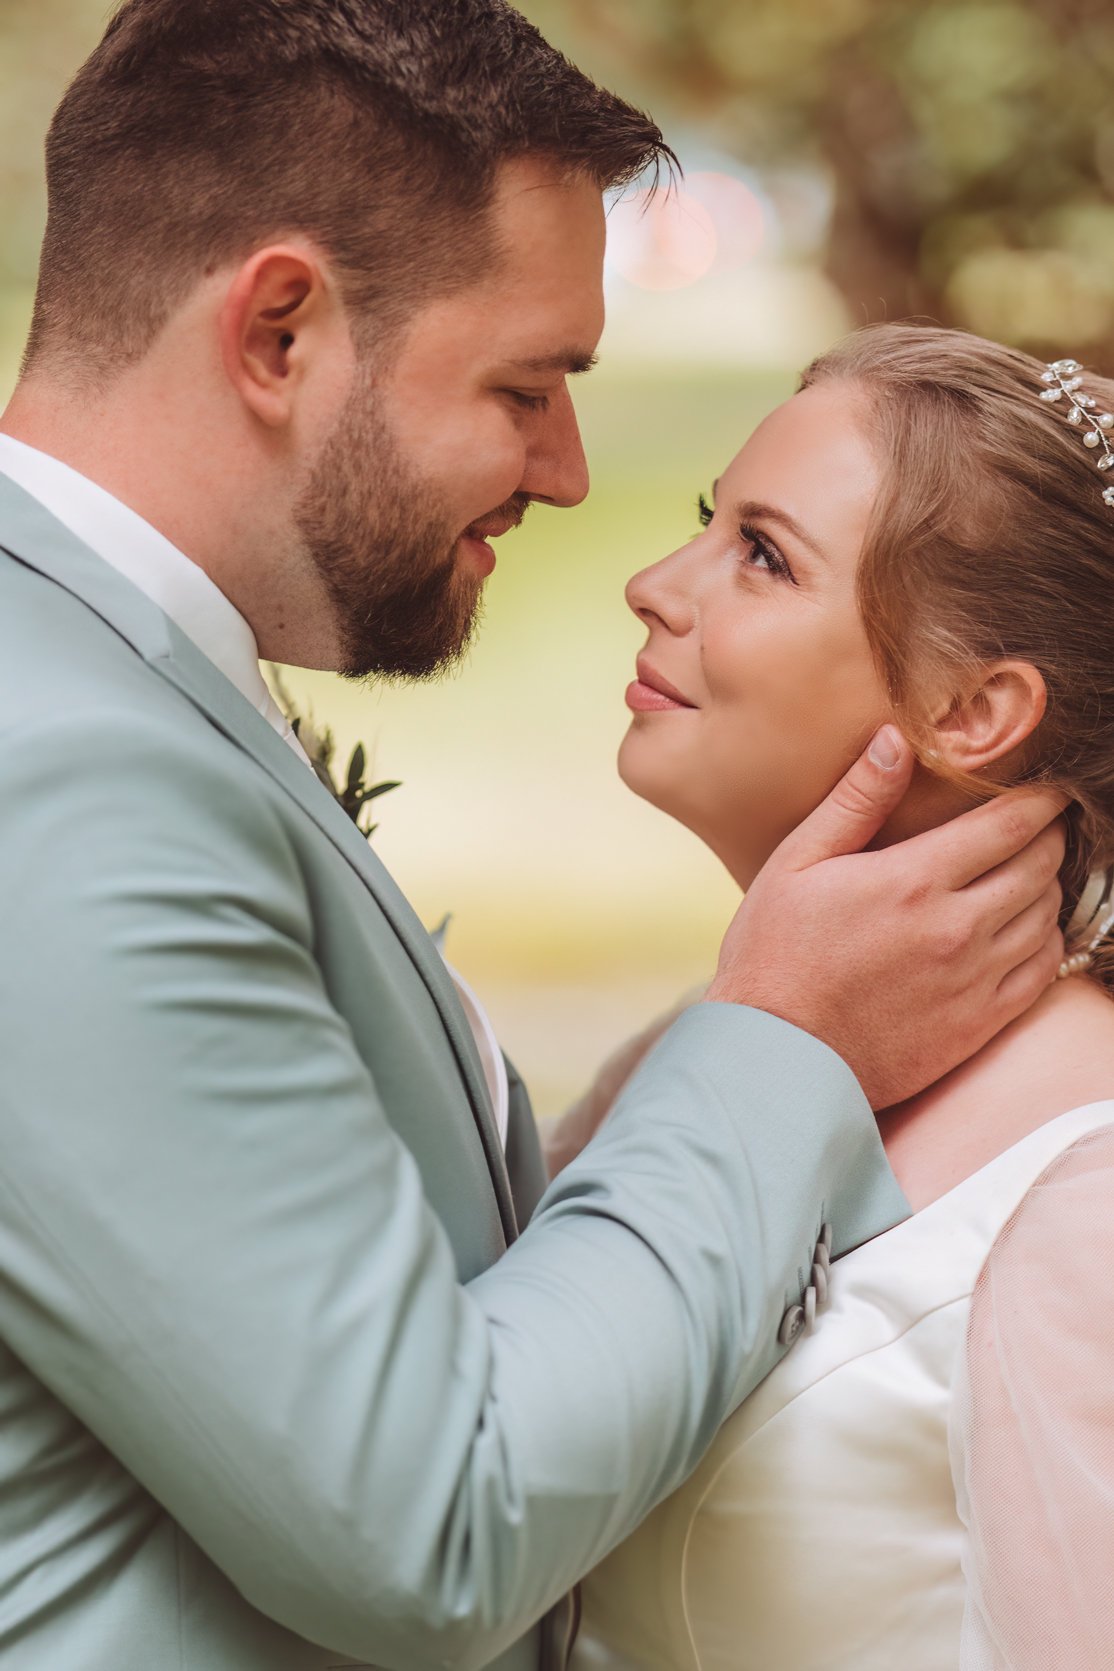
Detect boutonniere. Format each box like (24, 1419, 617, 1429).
(268, 666, 400, 839)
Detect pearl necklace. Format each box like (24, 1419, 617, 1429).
(1057, 868, 1114, 980)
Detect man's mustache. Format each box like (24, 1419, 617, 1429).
(497, 491, 533, 529)
(466, 492, 533, 538)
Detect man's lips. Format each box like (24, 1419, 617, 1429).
(457, 508, 525, 577)
(458, 521, 511, 578)
(626, 661, 696, 713)
(465, 515, 517, 542)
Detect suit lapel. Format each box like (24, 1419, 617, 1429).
(0, 473, 517, 1243)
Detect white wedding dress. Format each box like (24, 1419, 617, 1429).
(571, 1099, 1114, 1671)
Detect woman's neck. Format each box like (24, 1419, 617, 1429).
(876, 974, 1114, 1210)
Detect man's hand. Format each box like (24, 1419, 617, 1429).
(705, 726, 1067, 1109)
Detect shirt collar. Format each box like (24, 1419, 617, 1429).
(0, 433, 313, 766)
(0, 432, 274, 718)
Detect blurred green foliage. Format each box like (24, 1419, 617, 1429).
(3, 1, 1113, 376)
(0, 1, 109, 289)
(540, 0, 1114, 366)
(0, 0, 108, 390)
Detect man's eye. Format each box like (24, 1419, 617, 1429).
(510, 390, 549, 412)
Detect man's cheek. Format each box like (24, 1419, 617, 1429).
(458, 458, 527, 523)
(412, 413, 519, 493)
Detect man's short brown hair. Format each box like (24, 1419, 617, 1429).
(28, 0, 670, 382)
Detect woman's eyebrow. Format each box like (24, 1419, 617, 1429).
(736, 498, 830, 563)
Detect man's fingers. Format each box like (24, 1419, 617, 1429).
(991, 878, 1062, 970)
(995, 923, 1064, 1017)
(922, 787, 1068, 892)
(776, 726, 914, 872)
(967, 816, 1066, 933)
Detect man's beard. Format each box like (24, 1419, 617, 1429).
(294, 368, 526, 680)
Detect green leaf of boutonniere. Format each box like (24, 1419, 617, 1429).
(268, 666, 401, 841)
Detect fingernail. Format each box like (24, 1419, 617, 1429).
(868, 725, 901, 770)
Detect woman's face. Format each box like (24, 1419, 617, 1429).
(619, 379, 891, 888)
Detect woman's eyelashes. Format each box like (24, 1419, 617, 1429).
(738, 521, 797, 584)
(697, 493, 796, 584)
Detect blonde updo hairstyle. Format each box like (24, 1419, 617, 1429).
(801, 323, 1114, 979)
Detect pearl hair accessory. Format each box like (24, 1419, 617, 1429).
(1038, 359, 1114, 507)
(1029, 359, 1114, 977)
(1057, 867, 1114, 980)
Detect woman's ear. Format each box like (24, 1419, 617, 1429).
(930, 661, 1047, 775)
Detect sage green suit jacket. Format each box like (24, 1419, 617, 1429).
(0, 474, 909, 1670)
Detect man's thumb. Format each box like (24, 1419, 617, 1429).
(777, 725, 914, 871)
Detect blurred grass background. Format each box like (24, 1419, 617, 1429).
(3, 0, 1110, 1115)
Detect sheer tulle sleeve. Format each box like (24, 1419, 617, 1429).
(951, 1122, 1114, 1670)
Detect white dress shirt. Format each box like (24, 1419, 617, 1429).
(0, 434, 509, 1146)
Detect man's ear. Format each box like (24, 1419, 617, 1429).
(930, 661, 1047, 774)
(219, 244, 343, 428)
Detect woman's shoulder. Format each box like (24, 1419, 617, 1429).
(877, 976, 1114, 1210)
(954, 1120, 1114, 1668)
(715, 1095, 1114, 1465)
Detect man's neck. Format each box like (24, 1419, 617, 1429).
(2, 371, 337, 669)
(3, 369, 252, 578)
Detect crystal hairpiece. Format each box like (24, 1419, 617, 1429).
(1038, 359, 1114, 507)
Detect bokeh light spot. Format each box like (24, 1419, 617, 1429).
(606, 172, 765, 293)
(606, 186, 717, 291)
(685, 173, 766, 274)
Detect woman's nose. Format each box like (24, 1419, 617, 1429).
(625, 545, 700, 636)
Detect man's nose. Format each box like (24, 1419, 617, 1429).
(520, 382, 590, 508)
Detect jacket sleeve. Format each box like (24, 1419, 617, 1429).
(0, 707, 908, 1671)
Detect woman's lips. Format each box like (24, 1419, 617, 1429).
(625, 664, 696, 713)
(626, 680, 687, 712)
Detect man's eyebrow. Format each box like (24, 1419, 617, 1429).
(736, 498, 830, 562)
(509, 349, 600, 377)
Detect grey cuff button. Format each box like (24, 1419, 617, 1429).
(778, 1223, 834, 1348)
(778, 1303, 805, 1346)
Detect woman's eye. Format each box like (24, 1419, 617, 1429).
(697, 491, 714, 528)
(739, 521, 795, 584)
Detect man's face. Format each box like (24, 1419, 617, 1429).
(296, 158, 606, 679)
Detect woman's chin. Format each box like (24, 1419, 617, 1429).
(617, 732, 709, 836)
(617, 728, 669, 808)
(618, 733, 789, 890)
